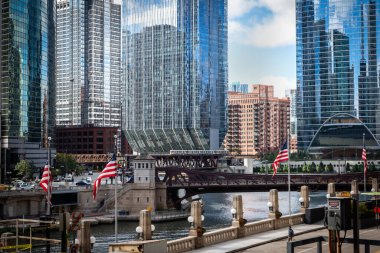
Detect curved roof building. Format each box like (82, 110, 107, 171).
(296, 0, 380, 151)
(308, 114, 380, 158)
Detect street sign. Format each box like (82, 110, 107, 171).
(70, 212, 83, 231)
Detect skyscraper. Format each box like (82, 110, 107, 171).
(0, 0, 56, 181)
(122, 0, 228, 153)
(296, 0, 380, 150)
(56, 0, 121, 127)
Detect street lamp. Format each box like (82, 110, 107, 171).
(187, 216, 194, 228)
(230, 208, 237, 220)
(267, 201, 273, 212)
(136, 226, 143, 240)
(299, 197, 305, 208)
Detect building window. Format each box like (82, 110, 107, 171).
(137, 197, 139, 202)
(146, 177, 148, 181)
(147, 197, 149, 202)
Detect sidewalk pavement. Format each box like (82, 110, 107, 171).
(188, 223, 325, 253)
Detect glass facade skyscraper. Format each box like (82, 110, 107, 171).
(122, 0, 228, 153)
(0, 0, 56, 179)
(56, 0, 121, 127)
(296, 0, 380, 150)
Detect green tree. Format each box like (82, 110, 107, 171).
(326, 163, 334, 173)
(345, 162, 351, 173)
(310, 162, 316, 173)
(317, 162, 324, 173)
(369, 162, 376, 172)
(55, 153, 81, 176)
(15, 160, 33, 179)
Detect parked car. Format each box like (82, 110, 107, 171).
(86, 177, 92, 183)
(19, 182, 34, 190)
(65, 174, 73, 182)
(88, 171, 93, 175)
(76, 180, 90, 186)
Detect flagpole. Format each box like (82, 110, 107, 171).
(114, 134, 118, 243)
(363, 133, 366, 192)
(47, 136, 51, 216)
(287, 130, 291, 219)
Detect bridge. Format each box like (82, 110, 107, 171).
(157, 168, 380, 201)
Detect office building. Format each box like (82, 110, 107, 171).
(56, 0, 121, 127)
(296, 0, 380, 150)
(0, 0, 56, 182)
(122, 0, 228, 153)
(224, 85, 290, 156)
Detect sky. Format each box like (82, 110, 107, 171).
(228, 0, 296, 98)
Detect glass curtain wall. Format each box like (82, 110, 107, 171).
(297, 0, 380, 150)
(123, 0, 228, 153)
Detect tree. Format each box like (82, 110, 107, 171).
(55, 153, 81, 176)
(317, 162, 324, 173)
(369, 162, 376, 172)
(310, 162, 316, 173)
(326, 163, 334, 173)
(345, 162, 351, 173)
(15, 160, 33, 180)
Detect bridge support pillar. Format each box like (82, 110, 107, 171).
(371, 178, 379, 192)
(327, 183, 336, 197)
(231, 195, 245, 238)
(139, 209, 152, 240)
(268, 189, 279, 220)
(299, 185, 309, 213)
(189, 201, 203, 249)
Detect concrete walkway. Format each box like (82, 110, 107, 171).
(188, 223, 325, 253)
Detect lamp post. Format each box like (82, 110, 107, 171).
(267, 201, 273, 212)
(47, 136, 52, 216)
(114, 134, 118, 243)
(230, 208, 237, 220)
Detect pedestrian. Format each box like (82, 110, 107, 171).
(288, 225, 294, 242)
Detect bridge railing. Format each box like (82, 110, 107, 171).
(167, 236, 196, 253)
(202, 226, 238, 247)
(276, 214, 304, 229)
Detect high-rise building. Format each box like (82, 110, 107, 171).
(224, 85, 290, 156)
(229, 82, 249, 93)
(56, 0, 121, 127)
(286, 89, 297, 136)
(0, 0, 56, 181)
(296, 0, 380, 150)
(122, 0, 228, 153)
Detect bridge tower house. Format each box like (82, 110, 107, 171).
(130, 154, 167, 213)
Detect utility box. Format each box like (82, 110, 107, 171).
(109, 240, 166, 253)
(327, 197, 352, 231)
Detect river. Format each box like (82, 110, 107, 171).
(89, 191, 328, 252)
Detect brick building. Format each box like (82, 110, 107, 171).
(224, 84, 290, 156)
(55, 126, 132, 155)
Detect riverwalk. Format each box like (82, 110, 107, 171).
(187, 222, 325, 253)
(187, 223, 380, 253)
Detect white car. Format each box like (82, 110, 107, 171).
(86, 177, 92, 183)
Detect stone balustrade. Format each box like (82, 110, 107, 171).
(167, 236, 196, 253)
(245, 219, 274, 236)
(276, 213, 304, 229)
(202, 226, 238, 247)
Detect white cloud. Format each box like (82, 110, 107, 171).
(229, 0, 295, 48)
(257, 76, 296, 98)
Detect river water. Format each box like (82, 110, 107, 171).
(89, 191, 327, 252)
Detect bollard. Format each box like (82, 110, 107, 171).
(351, 180, 359, 253)
(372, 178, 379, 192)
(299, 185, 310, 213)
(231, 195, 245, 238)
(268, 189, 280, 219)
(351, 180, 359, 196)
(139, 210, 152, 241)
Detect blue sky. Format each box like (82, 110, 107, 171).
(228, 0, 296, 98)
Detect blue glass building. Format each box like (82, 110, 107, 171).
(122, 0, 228, 153)
(0, 0, 56, 180)
(296, 0, 380, 150)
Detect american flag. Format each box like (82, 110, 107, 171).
(362, 146, 367, 175)
(272, 141, 289, 177)
(93, 154, 117, 199)
(39, 163, 52, 204)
